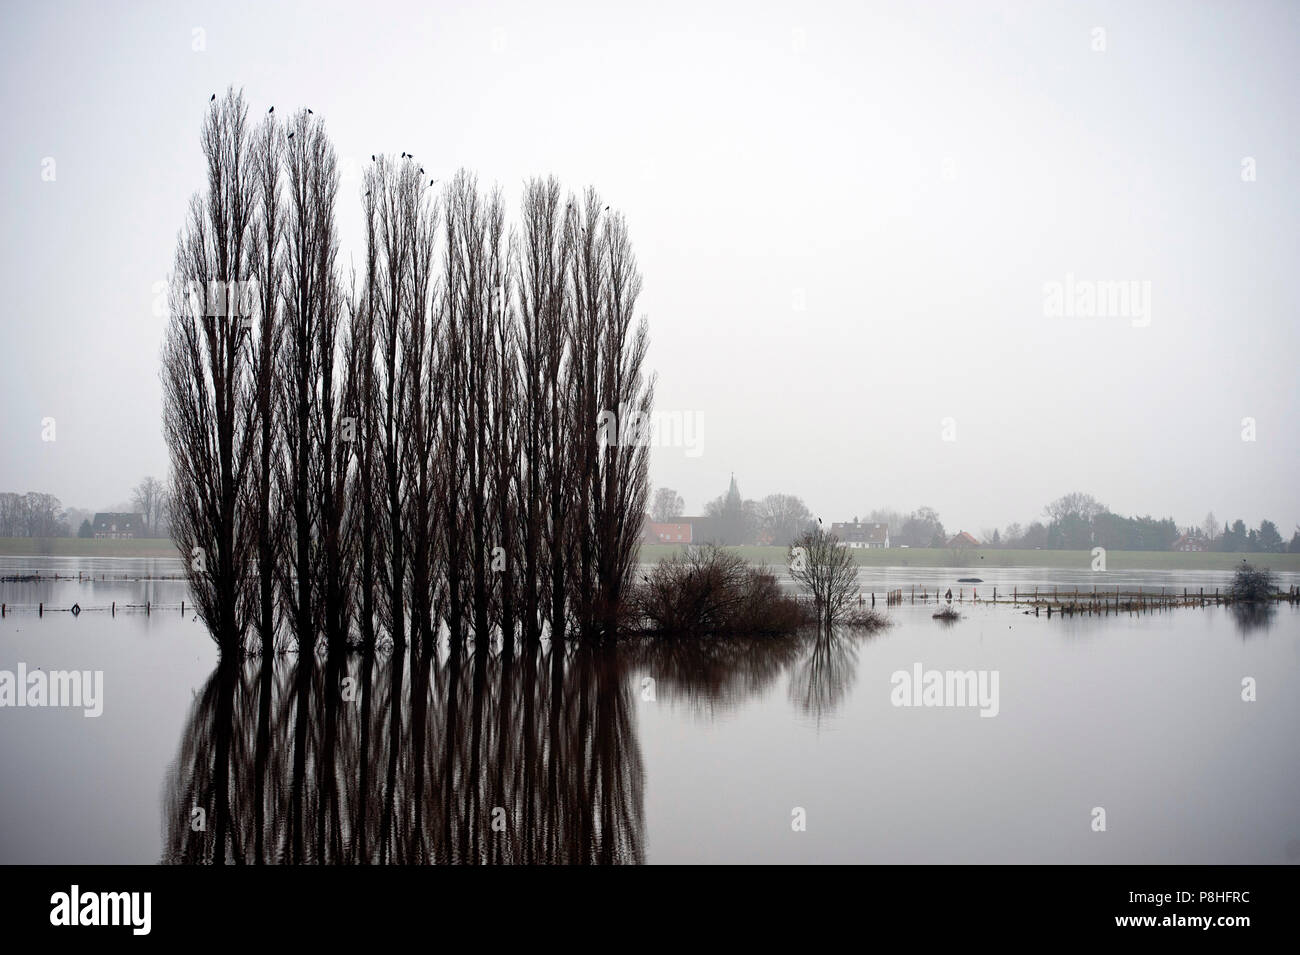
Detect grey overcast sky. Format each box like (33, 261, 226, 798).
(1, 0, 1296, 535)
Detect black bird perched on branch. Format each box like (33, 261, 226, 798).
(401, 152, 406, 158)
(209, 93, 215, 102)
(287, 131, 294, 139)
(307, 108, 313, 114)
(268, 106, 274, 114)
(371, 154, 375, 161)
(429, 179, 436, 186)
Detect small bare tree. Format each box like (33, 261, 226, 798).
(131, 476, 166, 536)
(650, 488, 684, 523)
(789, 527, 858, 628)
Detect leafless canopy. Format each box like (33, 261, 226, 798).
(162, 90, 654, 656)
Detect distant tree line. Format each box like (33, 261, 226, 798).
(649, 476, 819, 547)
(649, 484, 1300, 554)
(0, 477, 170, 539)
(0, 492, 69, 538)
(161, 90, 652, 658)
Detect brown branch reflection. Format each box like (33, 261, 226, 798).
(164, 624, 873, 863)
(163, 637, 643, 864)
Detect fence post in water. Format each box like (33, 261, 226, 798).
(181, 600, 185, 615)
(112, 601, 115, 617)
(39, 602, 43, 617)
(147, 601, 150, 615)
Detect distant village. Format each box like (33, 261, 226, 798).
(642, 480, 1300, 554)
(1, 478, 1297, 555)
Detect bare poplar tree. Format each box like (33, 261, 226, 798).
(162, 88, 257, 653)
(569, 190, 653, 636)
(398, 166, 440, 657)
(351, 177, 382, 652)
(515, 178, 571, 643)
(371, 156, 415, 648)
(277, 109, 339, 657)
(246, 110, 284, 657)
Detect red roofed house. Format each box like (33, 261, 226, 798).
(1171, 534, 1208, 552)
(948, 530, 980, 548)
(647, 521, 693, 545)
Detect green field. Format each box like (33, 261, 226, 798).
(0, 537, 180, 558)
(636, 544, 1300, 572)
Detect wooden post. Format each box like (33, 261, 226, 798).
(112, 601, 115, 616)
(147, 601, 150, 615)
(39, 603, 43, 617)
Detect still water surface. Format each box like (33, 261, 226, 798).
(2, 557, 1297, 863)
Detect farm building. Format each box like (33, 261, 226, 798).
(1171, 534, 1209, 552)
(646, 521, 693, 544)
(92, 512, 144, 539)
(947, 530, 980, 548)
(830, 521, 889, 548)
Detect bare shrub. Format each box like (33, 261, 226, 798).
(1230, 563, 1274, 602)
(634, 545, 803, 636)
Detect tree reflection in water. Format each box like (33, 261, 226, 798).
(163, 626, 872, 864)
(163, 635, 643, 864)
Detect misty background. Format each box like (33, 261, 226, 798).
(1, 0, 1296, 535)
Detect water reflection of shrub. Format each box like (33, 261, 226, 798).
(624, 632, 805, 713)
(1230, 601, 1276, 636)
(787, 627, 866, 722)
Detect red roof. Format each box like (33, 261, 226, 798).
(647, 522, 692, 544)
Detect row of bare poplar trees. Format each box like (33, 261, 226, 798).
(163, 90, 653, 659)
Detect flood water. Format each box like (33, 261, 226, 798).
(2, 556, 1297, 864)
